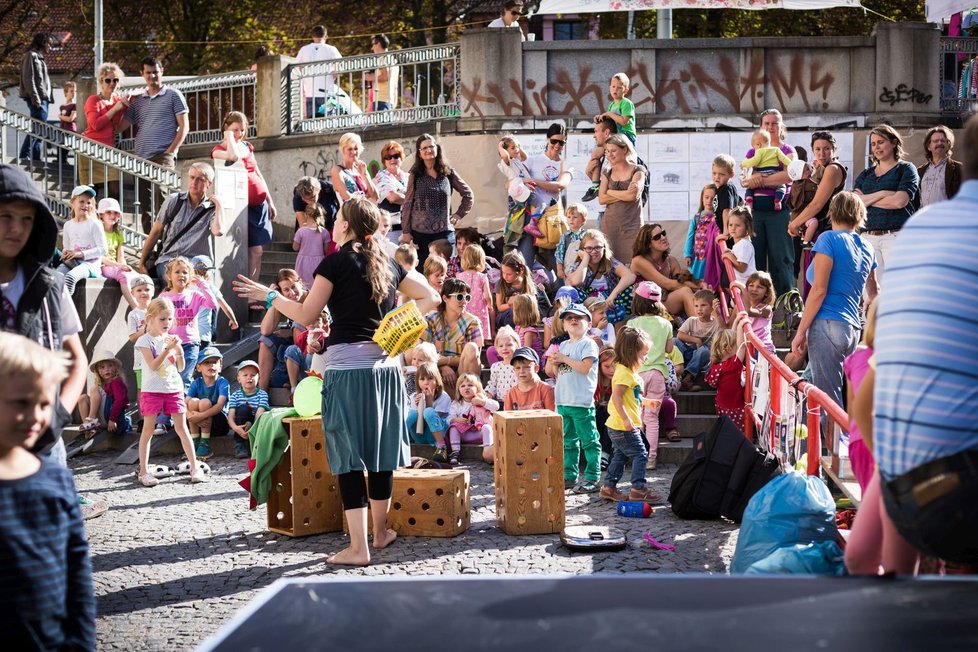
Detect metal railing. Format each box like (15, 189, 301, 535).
(119, 70, 257, 149)
(939, 37, 978, 115)
(718, 245, 858, 503)
(285, 43, 460, 134)
(0, 106, 182, 251)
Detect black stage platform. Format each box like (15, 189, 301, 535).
(199, 574, 978, 651)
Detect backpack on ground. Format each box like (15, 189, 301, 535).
(668, 416, 782, 523)
(771, 288, 804, 349)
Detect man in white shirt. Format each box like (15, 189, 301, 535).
(488, 1, 526, 41)
(295, 25, 342, 119)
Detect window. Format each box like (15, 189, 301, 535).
(553, 20, 588, 41)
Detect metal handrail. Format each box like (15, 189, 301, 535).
(939, 37, 978, 115)
(285, 42, 460, 134)
(718, 244, 849, 480)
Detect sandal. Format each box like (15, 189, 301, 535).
(573, 480, 600, 494)
(666, 430, 681, 443)
(136, 472, 158, 487)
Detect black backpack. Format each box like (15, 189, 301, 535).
(771, 288, 804, 349)
(668, 416, 782, 523)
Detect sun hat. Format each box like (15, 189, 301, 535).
(89, 350, 122, 373)
(96, 197, 121, 213)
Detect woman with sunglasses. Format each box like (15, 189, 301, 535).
(80, 62, 130, 195)
(488, 1, 526, 40)
(400, 133, 474, 270)
(630, 223, 697, 319)
(421, 277, 484, 398)
(520, 123, 574, 269)
(374, 140, 409, 238)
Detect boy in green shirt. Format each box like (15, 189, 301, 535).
(583, 72, 636, 202)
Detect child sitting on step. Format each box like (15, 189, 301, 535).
(186, 346, 230, 460)
(407, 362, 452, 463)
(447, 373, 499, 465)
(77, 350, 130, 437)
(228, 360, 270, 460)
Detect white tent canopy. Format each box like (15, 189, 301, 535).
(537, 0, 862, 13)
(925, 0, 976, 21)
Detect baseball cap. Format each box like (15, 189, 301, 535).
(237, 360, 260, 372)
(70, 185, 97, 198)
(97, 197, 121, 213)
(197, 346, 223, 362)
(129, 274, 154, 290)
(560, 303, 591, 321)
(634, 281, 662, 302)
(554, 286, 578, 303)
(191, 254, 214, 270)
(510, 347, 539, 365)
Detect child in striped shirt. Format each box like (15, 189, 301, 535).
(228, 360, 270, 459)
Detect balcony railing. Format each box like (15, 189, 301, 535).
(940, 37, 978, 115)
(119, 70, 257, 149)
(284, 43, 461, 135)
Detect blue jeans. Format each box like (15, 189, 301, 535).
(20, 100, 48, 159)
(101, 395, 132, 434)
(604, 427, 648, 490)
(406, 408, 446, 445)
(674, 338, 711, 376)
(805, 318, 858, 410)
(180, 341, 200, 389)
(271, 344, 306, 388)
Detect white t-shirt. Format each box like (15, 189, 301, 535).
(62, 217, 108, 262)
(732, 238, 757, 284)
(1, 266, 82, 337)
(525, 153, 574, 208)
(488, 17, 526, 41)
(135, 333, 184, 394)
(128, 308, 146, 371)
(295, 41, 342, 99)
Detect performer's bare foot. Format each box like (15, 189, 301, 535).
(326, 546, 370, 566)
(373, 528, 398, 549)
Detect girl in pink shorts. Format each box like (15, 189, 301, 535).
(97, 198, 138, 309)
(134, 297, 207, 487)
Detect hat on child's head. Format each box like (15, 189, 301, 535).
(237, 360, 259, 372)
(89, 350, 122, 373)
(96, 197, 121, 213)
(70, 185, 96, 198)
(510, 346, 539, 366)
(197, 346, 223, 363)
(634, 281, 661, 302)
(554, 286, 578, 303)
(560, 303, 591, 321)
(129, 274, 154, 291)
(191, 254, 215, 270)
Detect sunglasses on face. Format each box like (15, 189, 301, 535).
(549, 138, 566, 146)
(384, 153, 402, 160)
(448, 293, 472, 302)
(103, 78, 119, 84)
(651, 231, 667, 241)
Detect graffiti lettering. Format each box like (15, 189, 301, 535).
(879, 84, 933, 107)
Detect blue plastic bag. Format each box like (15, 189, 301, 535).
(731, 472, 838, 574)
(744, 541, 847, 576)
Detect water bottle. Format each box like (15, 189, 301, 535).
(617, 501, 653, 518)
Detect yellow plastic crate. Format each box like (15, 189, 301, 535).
(372, 300, 426, 357)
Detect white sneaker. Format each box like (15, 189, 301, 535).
(153, 423, 166, 435)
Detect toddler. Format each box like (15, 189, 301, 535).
(228, 360, 270, 460)
(394, 243, 419, 274)
(406, 362, 452, 463)
(584, 73, 636, 201)
(159, 257, 218, 388)
(404, 342, 438, 396)
(424, 255, 447, 294)
(134, 297, 206, 486)
(504, 347, 555, 411)
(447, 373, 499, 465)
(599, 327, 659, 503)
(58, 185, 108, 295)
(96, 197, 138, 309)
(719, 206, 757, 285)
(457, 244, 493, 340)
(0, 333, 94, 651)
(192, 255, 239, 347)
(485, 326, 520, 401)
(704, 316, 749, 434)
(711, 154, 740, 235)
(293, 203, 331, 288)
(186, 346, 231, 460)
(741, 128, 793, 210)
(594, 346, 616, 470)
(512, 293, 544, 362)
(674, 289, 721, 389)
(59, 81, 77, 133)
(77, 351, 130, 436)
(429, 239, 457, 277)
(548, 304, 600, 493)
(497, 135, 541, 238)
(583, 296, 615, 347)
(684, 184, 717, 281)
(126, 275, 154, 401)
(555, 202, 588, 280)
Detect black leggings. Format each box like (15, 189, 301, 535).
(337, 470, 394, 510)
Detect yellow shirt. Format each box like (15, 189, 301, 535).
(606, 364, 642, 432)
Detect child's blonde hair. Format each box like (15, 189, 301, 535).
(304, 204, 326, 231)
(395, 243, 418, 269)
(146, 296, 175, 321)
(611, 72, 630, 89)
(455, 372, 484, 398)
(614, 326, 651, 371)
(499, 135, 520, 150)
(583, 296, 608, 318)
(712, 154, 735, 175)
(412, 342, 438, 366)
(163, 257, 195, 291)
(424, 255, 448, 279)
(0, 332, 70, 388)
(751, 128, 772, 147)
(550, 297, 570, 339)
(461, 243, 486, 273)
(698, 184, 716, 214)
(745, 271, 775, 306)
(710, 329, 738, 365)
(416, 362, 444, 399)
(63, 81, 76, 92)
(512, 293, 540, 329)
(566, 202, 588, 221)
(494, 325, 520, 349)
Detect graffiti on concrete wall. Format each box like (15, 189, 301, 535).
(878, 84, 933, 106)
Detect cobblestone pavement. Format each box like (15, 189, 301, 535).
(71, 452, 739, 651)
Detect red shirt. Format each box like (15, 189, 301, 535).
(82, 95, 124, 147)
(211, 140, 268, 206)
(705, 356, 744, 411)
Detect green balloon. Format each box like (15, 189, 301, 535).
(294, 376, 323, 417)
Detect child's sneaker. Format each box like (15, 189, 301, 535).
(600, 451, 610, 471)
(573, 480, 600, 494)
(628, 487, 662, 503)
(581, 184, 599, 203)
(773, 198, 782, 211)
(233, 439, 250, 459)
(744, 197, 753, 209)
(136, 472, 158, 487)
(564, 478, 577, 490)
(196, 440, 214, 460)
(432, 447, 448, 463)
(153, 423, 166, 436)
(523, 220, 544, 239)
(598, 485, 626, 501)
(79, 417, 99, 433)
(448, 449, 461, 466)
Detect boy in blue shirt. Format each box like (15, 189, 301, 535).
(228, 360, 270, 459)
(186, 345, 231, 459)
(547, 304, 600, 493)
